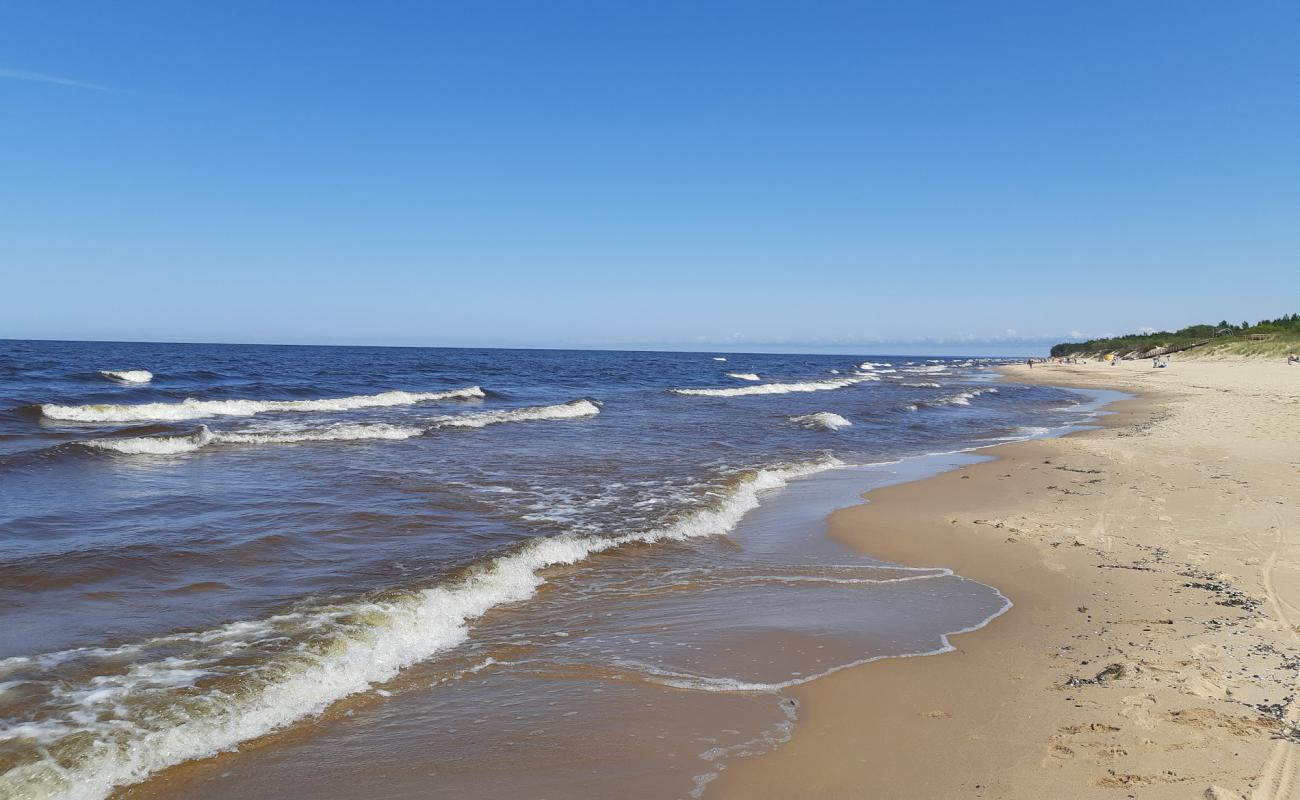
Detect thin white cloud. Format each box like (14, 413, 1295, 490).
(0, 69, 105, 91)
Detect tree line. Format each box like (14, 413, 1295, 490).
(1050, 314, 1300, 358)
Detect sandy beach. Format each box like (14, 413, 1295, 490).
(715, 359, 1300, 799)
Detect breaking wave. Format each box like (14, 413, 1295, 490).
(79, 401, 600, 455)
(789, 412, 852, 431)
(0, 458, 840, 800)
(41, 387, 485, 423)
(429, 399, 600, 429)
(84, 427, 220, 455)
(908, 387, 999, 409)
(80, 400, 598, 455)
(725, 372, 760, 382)
(670, 376, 876, 398)
(98, 370, 152, 384)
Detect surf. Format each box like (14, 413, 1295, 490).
(789, 412, 852, 430)
(0, 458, 839, 800)
(41, 387, 486, 423)
(97, 370, 153, 384)
(77, 400, 601, 455)
(669, 376, 876, 397)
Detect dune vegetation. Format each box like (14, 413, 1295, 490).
(1051, 314, 1300, 359)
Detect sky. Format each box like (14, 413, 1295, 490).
(2, 1, 1298, 355)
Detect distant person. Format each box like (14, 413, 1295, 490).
(1027, 358, 1033, 369)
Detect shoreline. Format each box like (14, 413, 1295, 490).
(714, 360, 1300, 799)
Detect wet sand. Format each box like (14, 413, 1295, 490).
(716, 359, 1300, 799)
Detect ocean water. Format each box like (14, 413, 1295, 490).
(0, 340, 1096, 799)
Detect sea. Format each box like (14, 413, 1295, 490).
(0, 340, 1109, 800)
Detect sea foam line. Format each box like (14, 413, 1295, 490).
(81, 400, 600, 455)
(0, 458, 839, 800)
(41, 387, 485, 423)
(628, 586, 1011, 695)
(670, 376, 876, 397)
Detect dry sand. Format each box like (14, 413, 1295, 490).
(714, 359, 1300, 799)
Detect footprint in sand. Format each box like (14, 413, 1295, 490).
(1119, 693, 1159, 730)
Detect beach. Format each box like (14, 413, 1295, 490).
(716, 359, 1300, 798)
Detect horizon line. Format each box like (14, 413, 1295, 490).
(0, 335, 1050, 358)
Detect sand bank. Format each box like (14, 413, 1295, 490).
(715, 359, 1300, 799)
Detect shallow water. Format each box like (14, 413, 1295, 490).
(0, 341, 1096, 799)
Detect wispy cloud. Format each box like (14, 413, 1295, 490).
(0, 69, 105, 91)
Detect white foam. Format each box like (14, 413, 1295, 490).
(789, 412, 852, 431)
(219, 423, 427, 445)
(724, 372, 761, 381)
(430, 399, 600, 428)
(689, 694, 798, 798)
(0, 458, 839, 800)
(927, 387, 999, 407)
(670, 376, 876, 397)
(991, 425, 1051, 441)
(42, 387, 485, 423)
(78, 400, 599, 455)
(712, 357, 727, 361)
(84, 426, 217, 455)
(98, 370, 153, 384)
(901, 381, 941, 388)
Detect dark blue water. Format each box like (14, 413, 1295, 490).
(0, 340, 1087, 799)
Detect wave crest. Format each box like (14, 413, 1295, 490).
(670, 377, 875, 398)
(430, 399, 600, 429)
(908, 387, 999, 409)
(98, 370, 152, 384)
(41, 387, 485, 423)
(78, 400, 599, 455)
(789, 412, 852, 431)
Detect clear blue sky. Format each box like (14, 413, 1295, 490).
(2, 1, 1297, 354)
